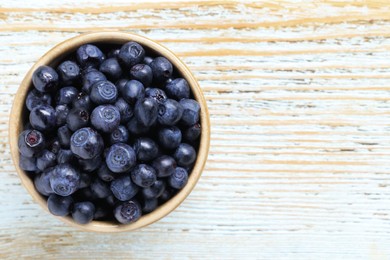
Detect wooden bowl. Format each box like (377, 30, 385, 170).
(9, 32, 210, 232)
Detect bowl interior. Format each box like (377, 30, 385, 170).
(9, 32, 210, 232)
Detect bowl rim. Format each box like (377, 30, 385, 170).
(9, 32, 210, 232)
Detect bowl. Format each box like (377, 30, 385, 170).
(9, 32, 210, 232)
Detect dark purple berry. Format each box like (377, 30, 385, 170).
(47, 194, 73, 216)
(168, 167, 188, 189)
(56, 86, 78, 105)
(32, 65, 59, 93)
(152, 155, 176, 177)
(142, 180, 165, 199)
(29, 105, 56, 131)
(76, 44, 105, 68)
(66, 107, 89, 131)
(150, 57, 172, 83)
(26, 89, 51, 111)
(179, 98, 200, 126)
(90, 80, 118, 104)
(99, 58, 122, 80)
(50, 164, 80, 196)
(165, 78, 190, 100)
(118, 41, 145, 68)
(70, 127, 104, 159)
(110, 175, 139, 201)
(91, 105, 120, 133)
(134, 97, 158, 127)
(131, 164, 156, 188)
(72, 201, 95, 224)
(173, 143, 196, 167)
(105, 143, 136, 173)
(82, 68, 107, 93)
(133, 137, 159, 162)
(158, 126, 182, 149)
(114, 200, 141, 224)
(57, 60, 80, 84)
(109, 125, 129, 145)
(130, 64, 153, 87)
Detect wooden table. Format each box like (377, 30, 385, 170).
(1, 1, 390, 259)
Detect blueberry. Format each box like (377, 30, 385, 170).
(72, 92, 92, 111)
(36, 149, 56, 171)
(130, 64, 153, 87)
(115, 98, 133, 124)
(97, 163, 116, 182)
(115, 78, 129, 93)
(26, 89, 52, 111)
(134, 97, 158, 127)
(183, 123, 201, 142)
(66, 107, 89, 131)
(145, 88, 167, 104)
(57, 125, 72, 148)
(99, 58, 122, 80)
(158, 126, 182, 149)
(150, 57, 173, 83)
(34, 168, 54, 196)
(165, 78, 190, 100)
(152, 155, 176, 177)
(179, 98, 200, 126)
(168, 167, 188, 189)
(32, 65, 59, 93)
(76, 44, 105, 68)
(70, 127, 104, 159)
(55, 104, 70, 126)
(142, 180, 165, 199)
(50, 164, 80, 196)
(72, 201, 95, 224)
(57, 149, 74, 164)
(173, 143, 196, 167)
(90, 80, 118, 104)
(141, 198, 158, 213)
(159, 188, 173, 204)
(106, 143, 136, 173)
(56, 86, 78, 105)
(82, 68, 107, 93)
(118, 41, 145, 68)
(90, 178, 111, 199)
(91, 105, 120, 133)
(47, 194, 73, 216)
(57, 60, 80, 84)
(133, 137, 159, 161)
(78, 155, 102, 172)
(110, 175, 139, 201)
(109, 125, 129, 145)
(157, 99, 183, 126)
(79, 173, 92, 189)
(120, 80, 144, 104)
(18, 129, 45, 157)
(29, 105, 56, 131)
(107, 48, 120, 58)
(143, 56, 153, 65)
(131, 164, 157, 188)
(126, 117, 149, 135)
(19, 154, 37, 172)
(114, 200, 141, 224)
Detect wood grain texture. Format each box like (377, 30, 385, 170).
(1, 0, 390, 259)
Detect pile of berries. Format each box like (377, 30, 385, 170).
(18, 41, 201, 224)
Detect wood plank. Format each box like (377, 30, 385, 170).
(1, 0, 390, 259)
